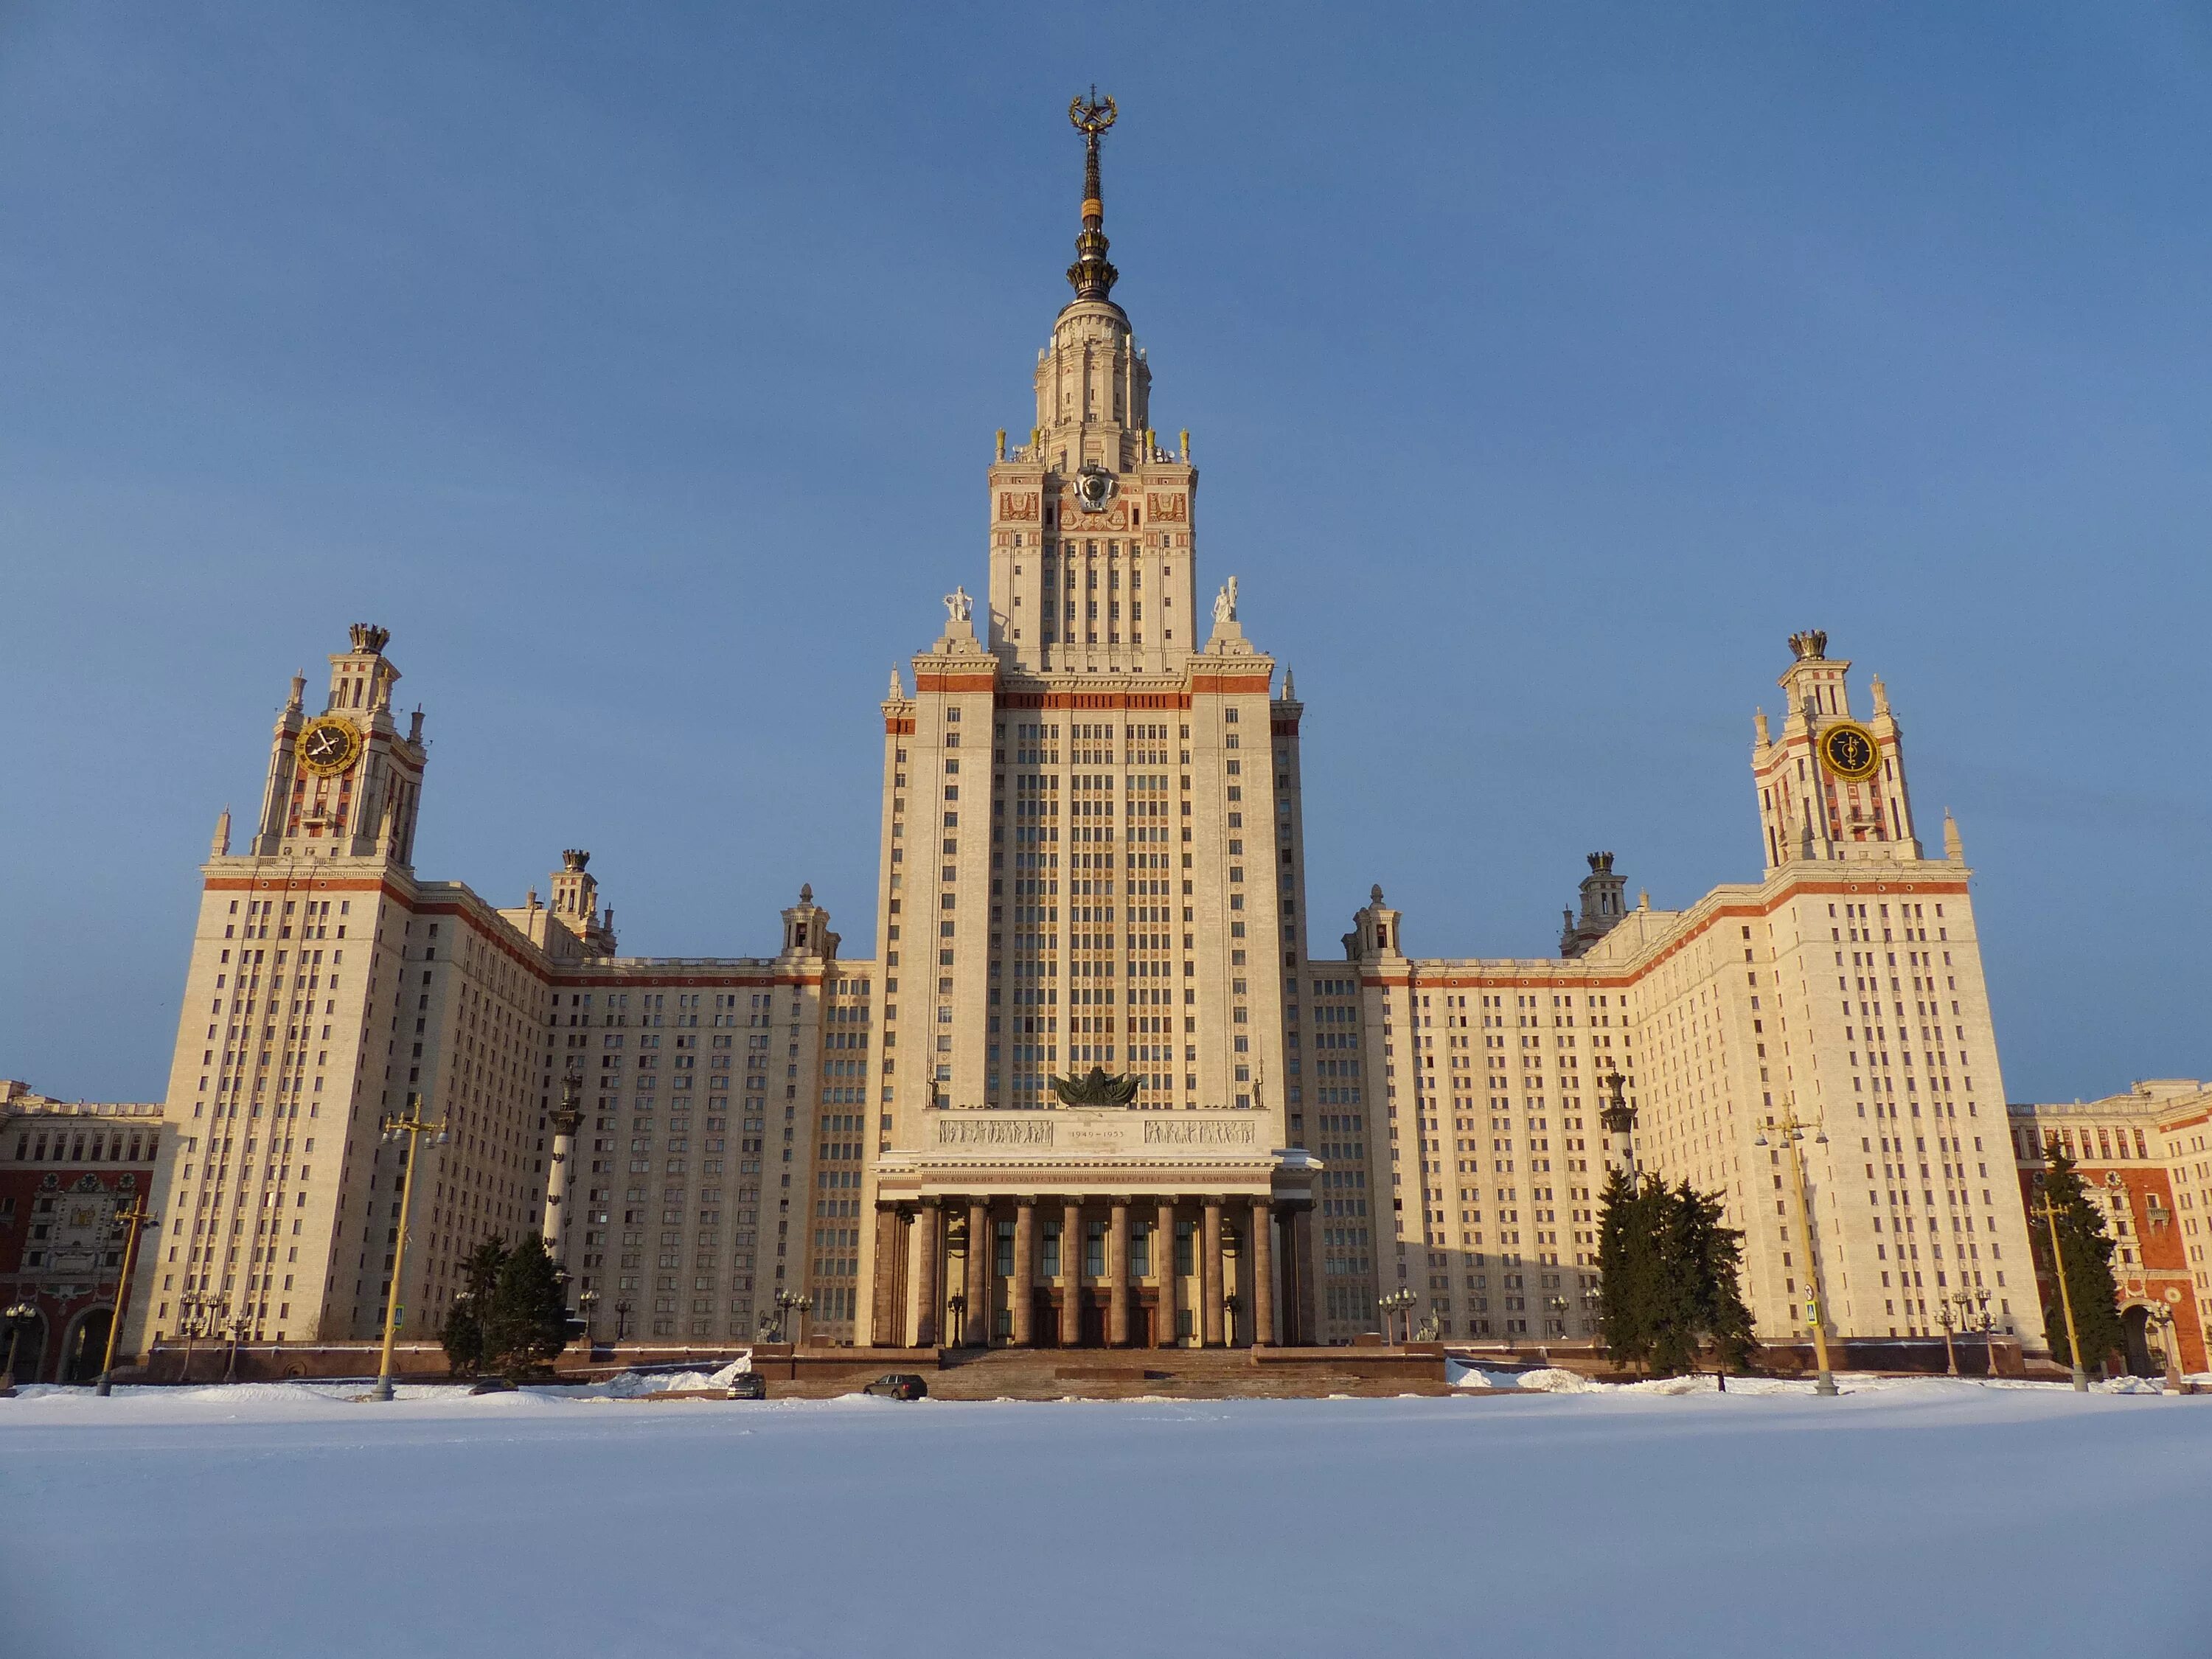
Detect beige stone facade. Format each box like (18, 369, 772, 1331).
(119, 631, 856, 1352)
(122, 102, 2061, 1364)
(1319, 631, 2050, 1354)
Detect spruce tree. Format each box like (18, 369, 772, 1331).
(1596, 1166, 1652, 1371)
(1597, 1172, 1756, 1376)
(439, 1238, 507, 1377)
(1646, 1181, 1704, 1376)
(1676, 1182, 1756, 1371)
(2034, 1147, 2124, 1374)
(484, 1233, 571, 1380)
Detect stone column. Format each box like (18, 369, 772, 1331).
(914, 1197, 942, 1349)
(541, 1074, 582, 1254)
(1201, 1197, 1225, 1347)
(1012, 1197, 1037, 1346)
(1108, 1199, 1131, 1347)
(1251, 1197, 1275, 1348)
(1059, 1197, 1083, 1346)
(1153, 1197, 1176, 1348)
(965, 1197, 990, 1346)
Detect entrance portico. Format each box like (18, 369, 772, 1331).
(864, 1107, 1317, 1349)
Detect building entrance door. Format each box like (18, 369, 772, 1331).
(63, 1310, 111, 1383)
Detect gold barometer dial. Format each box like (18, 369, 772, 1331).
(1818, 721, 1880, 782)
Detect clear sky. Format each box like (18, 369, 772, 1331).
(4, 4, 2207, 1105)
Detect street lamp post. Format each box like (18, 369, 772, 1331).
(223, 1312, 250, 1382)
(615, 1298, 633, 1343)
(2030, 1179, 2091, 1393)
(175, 1291, 219, 1385)
(578, 1289, 600, 1346)
(94, 1195, 161, 1397)
(1756, 1100, 1836, 1397)
(771, 1288, 802, 1343)
(0, 1301, 36, 1395)
(369, 1096, 449, 1403)
(1965, 1285, 1993, 1378)
(1937, 1293, 1960, 1377)
(1377, 1287, 1414, 1346)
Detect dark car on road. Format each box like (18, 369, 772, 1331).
(860, 1373, 928, 1400)
(725, 1371, 768, 1400)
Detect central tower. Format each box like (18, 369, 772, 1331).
(981, 91, 1198, 677)
(860, 97, 1321, 1349)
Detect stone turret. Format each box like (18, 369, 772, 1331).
(1560, 852, 1628, 958)
(1345, 884, 1403, 961)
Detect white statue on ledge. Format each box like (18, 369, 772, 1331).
(1212, 574, 1239, 630)
(945, 585, 973, 625)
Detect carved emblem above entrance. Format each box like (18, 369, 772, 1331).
(1051, 1065, 1139, 1107)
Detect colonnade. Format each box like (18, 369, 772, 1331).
(874, 1192, 1296, 1350)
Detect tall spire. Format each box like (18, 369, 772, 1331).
(1065, 88, 1119, 303)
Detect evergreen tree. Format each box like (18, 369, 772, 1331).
(1647, 1182, 1706, 1377)
(1596, 1166, 1652, 1371)
(483, 1232, 571, 1380)
(440, 1238, 507, 1377)
(1596, 1172, 1756, 1376)
(2034, 1147, 2124, 1374)
(1675, 1182, 1757, 1371)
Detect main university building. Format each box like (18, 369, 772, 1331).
(121, 104, 2055, 1366)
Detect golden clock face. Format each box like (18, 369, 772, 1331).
(296, 716, 361, 778)
(1818, 720, 1881, 782)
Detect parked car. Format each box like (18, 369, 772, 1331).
(860, 1372, 928, 1401)
(725, 1370, 768, 1400)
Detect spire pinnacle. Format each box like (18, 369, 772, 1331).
(1065, 88, 1119, 302)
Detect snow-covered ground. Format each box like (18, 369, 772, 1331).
(6, 1377, 2207, 1658)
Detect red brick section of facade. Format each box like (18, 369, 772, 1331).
(2009, 1083, 2209, 1378)
(0, 1082, 167, 1384)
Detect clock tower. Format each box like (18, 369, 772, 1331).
(1752, 629, 1922, 869)
(249, 623, 427, 864)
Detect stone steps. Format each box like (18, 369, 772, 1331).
(768, 1344, 1454, 1402)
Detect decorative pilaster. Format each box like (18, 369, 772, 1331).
(871, 1205, 905, 1346)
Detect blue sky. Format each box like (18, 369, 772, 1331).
(4, 4, 2207, 1105)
